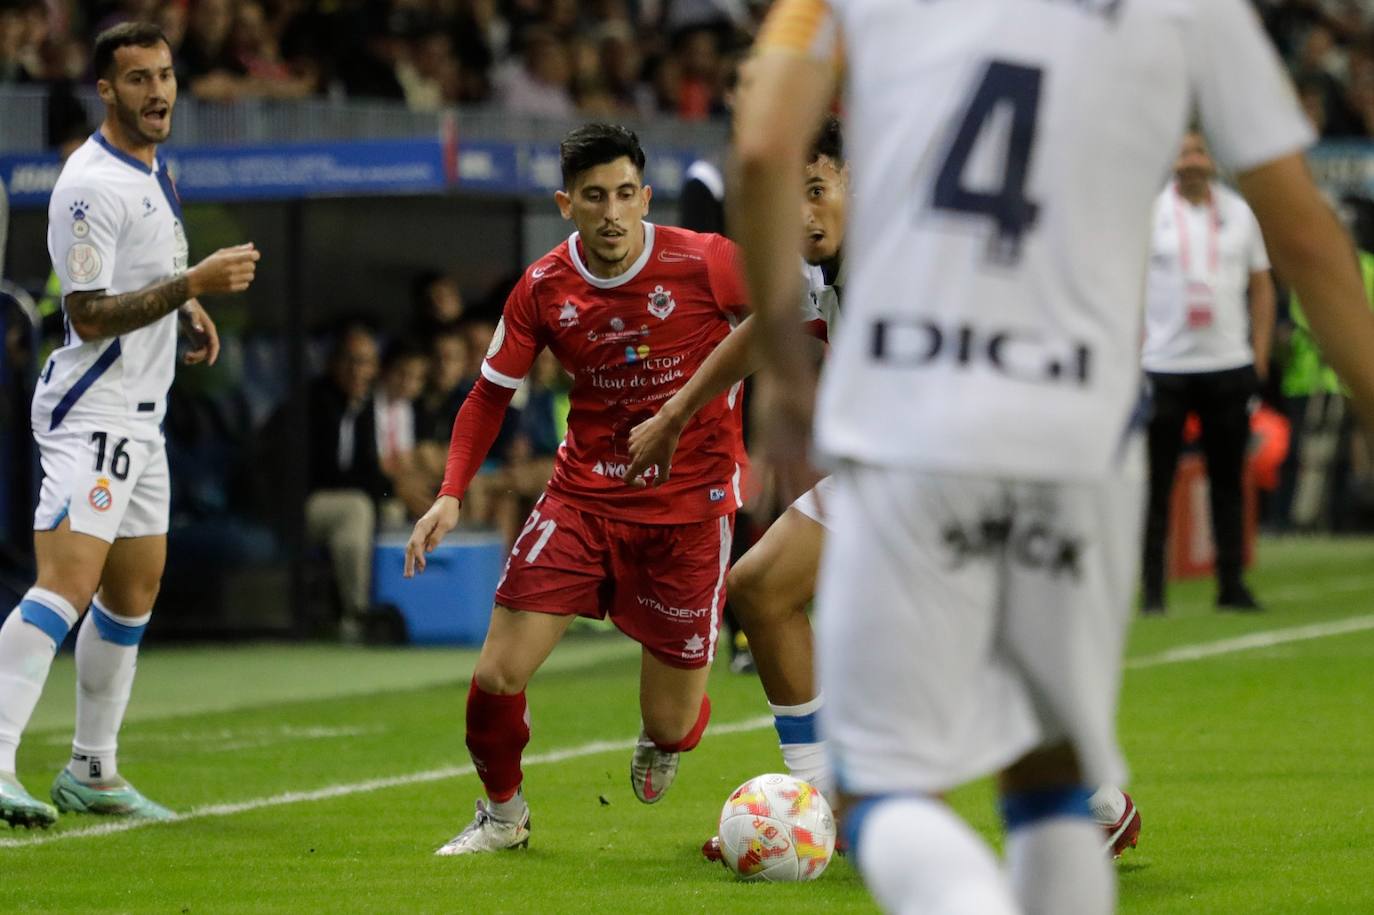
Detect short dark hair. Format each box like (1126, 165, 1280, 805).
(810, 115, 844, 167)
(92, 21, 170, 81)
(559, 123, 646, 189)
(382, 338, 429, 373)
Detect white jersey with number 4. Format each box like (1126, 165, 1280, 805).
(811, 0, 1312, 480)
(36, 132, 189, 439)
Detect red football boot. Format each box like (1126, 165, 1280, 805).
(1103, 792, 1141, 859)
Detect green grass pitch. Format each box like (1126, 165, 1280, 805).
(2, 537, 1371, 913)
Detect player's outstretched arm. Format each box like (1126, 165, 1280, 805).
(1239, 153, 1374, 429)
(65, 243, 259, 340)
(404, 495, 461, 577)
(626, 315, 761, 486)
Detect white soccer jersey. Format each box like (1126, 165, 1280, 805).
(1142, 181, 1270, 374)
(813, 0, 1313, 480)
(801, 260, 843, 343)
(35, 132, 188, 438)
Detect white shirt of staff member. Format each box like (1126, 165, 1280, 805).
(1142, 134, 1276, 380)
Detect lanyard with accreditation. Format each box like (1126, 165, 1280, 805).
(1173, 184, 1220, 330)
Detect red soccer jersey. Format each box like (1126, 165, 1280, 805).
(481, 223, 749, 524)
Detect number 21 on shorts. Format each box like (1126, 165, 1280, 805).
(511, 510, 557, 564)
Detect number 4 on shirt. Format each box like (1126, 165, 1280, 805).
(932, 60, 1044, 266)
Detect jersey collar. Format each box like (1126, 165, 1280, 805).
(92, 130, 156, 175)
(568, 222, 656, 289)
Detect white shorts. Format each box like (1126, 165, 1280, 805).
(816, 462, 1143, 795)
(789, 475, 837, 529)
(33, 428, 170, 542)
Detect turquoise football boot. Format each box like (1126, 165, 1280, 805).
(0, 772, 58, 828)
(50, 769, 175, 821)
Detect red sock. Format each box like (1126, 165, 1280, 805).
(465, 680, 530, 802)
(655, 695, 711, 752)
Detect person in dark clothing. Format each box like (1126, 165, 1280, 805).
(304, 325, 388, 630)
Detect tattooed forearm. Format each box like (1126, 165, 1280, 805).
(66, 274, 191, 339)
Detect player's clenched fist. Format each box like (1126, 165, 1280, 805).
(188, 243, 260, 296)
(404, 495, 461, 577)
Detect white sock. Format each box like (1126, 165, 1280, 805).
(769, 694, 833, 798)
(1007, 817, 1115, 915)
(68, 600, 148, 784)
(0, 589, 79, 773)
(1089, 784, 1128, 826)
(852, 796, 1018, 915)
(488, 788, 527, 823)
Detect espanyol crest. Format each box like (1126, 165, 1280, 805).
(647, 285, 676, 320)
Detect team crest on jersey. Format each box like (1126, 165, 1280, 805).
(88, 477, 113, 512)
(558, 300, 580, 328)
(647, 285, 676, 320)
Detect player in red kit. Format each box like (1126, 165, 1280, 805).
(404, 123, 749, 856)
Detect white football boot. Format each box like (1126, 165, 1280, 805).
(435, 799, 531, 856)
(630, 729, 679, 804)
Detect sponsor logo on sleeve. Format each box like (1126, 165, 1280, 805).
(66, 243, 102, 284)
(69, 200, 91, 238)
(486, 317, 507, 358)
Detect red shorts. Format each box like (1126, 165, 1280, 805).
(494, 494, 734, 669)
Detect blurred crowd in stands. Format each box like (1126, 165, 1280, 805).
(7, 1, 1374, 129)
(0, 0, 755, 118)
(1262, 0, 1374, 139)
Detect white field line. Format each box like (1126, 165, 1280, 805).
(0, 715, 773, 849)
(1125, 614, 1374, 669)
(41, 725, 383, 752)
(6, 611, 1374, 849)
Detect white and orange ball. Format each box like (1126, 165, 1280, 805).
(718, 773, 836, 882)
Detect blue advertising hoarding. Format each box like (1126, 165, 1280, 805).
(0, 135, 702, 208)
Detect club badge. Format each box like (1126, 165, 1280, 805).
(88, 477, 113, 512)
(647, 285, 676, 321)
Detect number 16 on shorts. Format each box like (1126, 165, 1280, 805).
(33, 429, 170, 542)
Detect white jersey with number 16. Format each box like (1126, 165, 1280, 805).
(35, 132, 188, 439)
(814, 0, 1312, 480)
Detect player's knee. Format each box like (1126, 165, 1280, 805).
(725, 560, 764, 617)
(34, 572, 99, 617)
(472, 657, 530, 696)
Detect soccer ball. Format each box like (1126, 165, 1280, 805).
(718, 773, 836, 882)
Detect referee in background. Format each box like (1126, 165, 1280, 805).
(1142, 130, 1277, 614)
